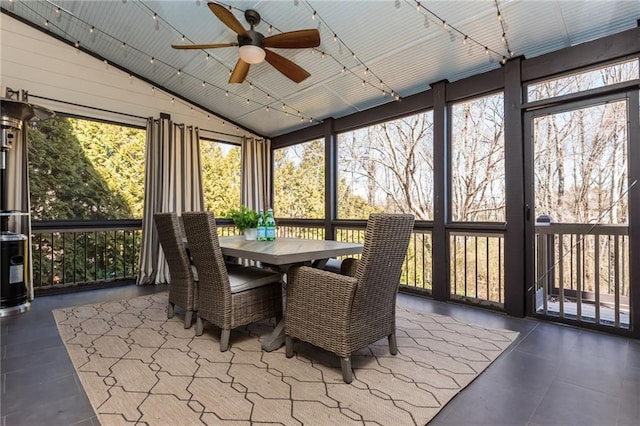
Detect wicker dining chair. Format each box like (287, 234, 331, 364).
(153, 212, 198, 329)
(182, 211, 283, 351)
(284, 213, 415, 383)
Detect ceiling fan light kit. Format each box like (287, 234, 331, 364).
(239, 44, 266, 64)
(171, 2, 320, 84)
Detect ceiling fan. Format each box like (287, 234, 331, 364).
(172, 2, 320, 84)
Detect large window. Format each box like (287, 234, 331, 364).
(29, 116, 146, 220)
(337, 111, 434, 220)
(451, 92, 505, 222)
(200, 140, 241, 218)
(274, 139, 325, 219)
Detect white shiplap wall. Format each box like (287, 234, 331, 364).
(0, 14, 257, 143)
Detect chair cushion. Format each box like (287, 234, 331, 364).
(321, 258, 343, 273)
(228, 266, 281, 294)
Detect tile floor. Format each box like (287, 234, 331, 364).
(1, 284, 639, 426)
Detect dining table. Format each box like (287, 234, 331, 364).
(218, 236, 363, 351)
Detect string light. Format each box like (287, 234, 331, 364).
(37, 0, 319, 126)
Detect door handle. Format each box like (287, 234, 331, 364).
(525, 204, 531, 221)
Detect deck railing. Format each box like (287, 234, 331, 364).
(31, 220, 142, 291)
(30, 219, 237, 292)
(535, 223, 630, 329)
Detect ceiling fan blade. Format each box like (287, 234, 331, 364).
(171, 42, 237, 50)
(263, 29, 320, 49)
(208, 2, 248, 37)
(264, 50, 311, 83)
(229, 59, 250, 84)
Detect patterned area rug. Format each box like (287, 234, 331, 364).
(53, 292, 518, 425)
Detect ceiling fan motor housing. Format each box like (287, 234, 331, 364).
(238, 29, 264, 48)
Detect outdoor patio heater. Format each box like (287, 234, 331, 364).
(1, 97, 53, 316)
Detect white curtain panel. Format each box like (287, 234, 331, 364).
(241, 137, 271, 212)
(137, 118, 204, 285)
(6, 128, 34, 299)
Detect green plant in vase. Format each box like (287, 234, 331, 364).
(225, 205, 259, 239)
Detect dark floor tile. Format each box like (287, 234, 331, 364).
(1, 344, 70, 374)
(3, 334, 64, 359)
(555, 355, 627, 396)
(3, 390, 95, 426)
(617, 395, 640, 426)
(3, 352, 75, 392)
(1, 320, 63, 348)
(430, 375, 543, 426)
(485, 348, 560, 392)
(568, 330, 630, 365)
(1, 373, 85, 417)
(513, 322, 581, 361)
(529, 380, 620, 426)
(69, 416, 100, 426)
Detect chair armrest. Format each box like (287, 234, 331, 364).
(285, 266, 357, 340)
(340, 258, 359, 277)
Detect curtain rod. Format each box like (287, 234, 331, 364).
(196, 127, 247, 140)
(27, 93, 147, 120)
(28, 93, 253, 140)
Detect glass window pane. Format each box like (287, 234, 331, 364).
(451, 93, 505, 222)
(28, 116, 146, 220)
(337, 111, 434, 220)
(527, 59, 639, 102)
(533, 100, 628, 224)
(200, 140, 241, 218)
(274, 139, 325, 219)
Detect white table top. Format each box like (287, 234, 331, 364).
(218, 236, 362, 266)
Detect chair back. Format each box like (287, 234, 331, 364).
(153, 212, 196, 306)
(181, 212, 232, 322)
(352, 214, 415, 316)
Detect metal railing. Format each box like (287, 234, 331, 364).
(31, 220, 142, 291)
(30, 219, 506, 309)
(535, 223, 630, 329)
(449, 231, 505, 307)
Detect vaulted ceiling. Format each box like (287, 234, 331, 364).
(3, 0, 639, 138)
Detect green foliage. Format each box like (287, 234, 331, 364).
(200, 142, 241, 217)
(28, 117, 143, 220)
(225, 205, 259, 231)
